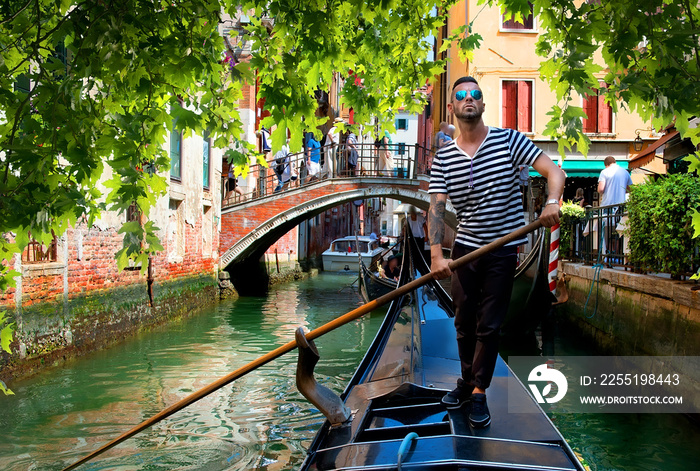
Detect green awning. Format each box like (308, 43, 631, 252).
(529, 160, 629, 178)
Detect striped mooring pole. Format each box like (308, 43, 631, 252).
(548, 224, 560, 295)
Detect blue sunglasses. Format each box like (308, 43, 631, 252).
(455, 89, 483, 101)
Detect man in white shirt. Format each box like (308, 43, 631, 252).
(406, 206, 427, 250)
(598, 156, 632, 258)
(324, 117, 343, 178)
(598, 156, 632, 207)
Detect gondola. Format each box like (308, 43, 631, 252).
(356, 233, 404, 304)
(358, 256, 397, 303)
(297, 228, 585, 471)
(358, 224, 552, 338)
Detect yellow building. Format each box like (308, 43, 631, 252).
(433, 1, 664, 205)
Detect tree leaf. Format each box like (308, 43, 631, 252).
(0, 379, 14, 396)
(1, 322, 15, 354)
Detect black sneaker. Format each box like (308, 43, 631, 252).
(441, 382, 471, 409)
(469, 393, 491, 428)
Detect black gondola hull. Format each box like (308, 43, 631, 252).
(301, 228, 583, 471)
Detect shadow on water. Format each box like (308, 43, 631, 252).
(501, 306, 700, 471)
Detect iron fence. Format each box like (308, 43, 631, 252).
(563, 203, 700, 278)
(222, 143, 434, 207)
(563, 203, 630, 269)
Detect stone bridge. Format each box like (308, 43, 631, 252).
(219, 176, 457, 291)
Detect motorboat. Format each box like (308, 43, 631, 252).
(322, 236, 384, 272)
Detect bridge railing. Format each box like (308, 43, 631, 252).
(222, 143, 435, 207)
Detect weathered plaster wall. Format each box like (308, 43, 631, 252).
(1, 129, 224, 380)
(559, 262, 700, 356)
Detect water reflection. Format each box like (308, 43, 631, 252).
(2, 275, 697, 471)
(0, 274, 382, 471)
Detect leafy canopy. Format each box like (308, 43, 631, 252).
(0, 0, 454, 370)
(2, 1, 700, 356)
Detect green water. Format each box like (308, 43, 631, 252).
(0, 273, 697, 471)
(539, 323, 700, 471)
(0, 274, 385, 470)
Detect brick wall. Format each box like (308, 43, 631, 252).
(220, 180, 428, 258)
(1, 129, 224, 379)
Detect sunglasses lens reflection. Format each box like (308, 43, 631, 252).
(455, 89, 482, 101)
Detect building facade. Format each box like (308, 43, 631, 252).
(1, 128, 223, 370)
(430, 1, 663, 208)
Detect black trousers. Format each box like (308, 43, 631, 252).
(451, 243, 517, 390)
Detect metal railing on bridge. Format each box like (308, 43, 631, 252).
(222, 143, 434, 207)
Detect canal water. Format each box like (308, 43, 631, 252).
(1, 273, 698, 470)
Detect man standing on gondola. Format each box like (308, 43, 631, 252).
(428, 76, 564, 428)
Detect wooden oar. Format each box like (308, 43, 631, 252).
(62, 218, 544, 471)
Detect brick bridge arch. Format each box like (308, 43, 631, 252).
(219, 178, 457, 291)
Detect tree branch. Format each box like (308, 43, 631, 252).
(0, 0, 32, 25)
(683, 0, 700, 72)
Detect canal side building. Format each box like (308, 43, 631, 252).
(1, 129, 224, 378)
(430, 0, 664, 207)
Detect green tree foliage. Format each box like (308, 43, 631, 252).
(626, 173, 700, 278)
(244, 0, 450, 151)
(1, 0, 249, 281)
(0, 310, 13, 395)
(0, 1, 453, 364)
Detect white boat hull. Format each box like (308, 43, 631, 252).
(322, 252, 382, 272)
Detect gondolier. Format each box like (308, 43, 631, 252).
(428, 76, 565, 428)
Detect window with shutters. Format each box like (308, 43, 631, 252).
(396, 118, 408, 130)
(501, 2, 535, 31)
(582, 87, 613, 134)
(170, 118, 182, 181)
(501, 80, 534, 133)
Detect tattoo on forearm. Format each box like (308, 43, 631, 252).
(429, 197, 446, 246)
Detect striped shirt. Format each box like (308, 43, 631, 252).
(428, 127, 542, 249)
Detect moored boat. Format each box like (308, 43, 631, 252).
(358, 257, 398, 304)
(299, 228, 584, 471)
(322, 236, 384, 272)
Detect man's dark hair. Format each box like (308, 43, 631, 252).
(604, 156, 616, 166)
(451, 76, 479, 99)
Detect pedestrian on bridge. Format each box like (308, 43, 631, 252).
(324, 117, 343, 178)
(435, 122, 451, 149)
(305, 132, 321, 182)
(346, 131, 359, 176)
(377, 130, 395, 177)
(447, 124, 456, 140)
(273, 141, 294, 192)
